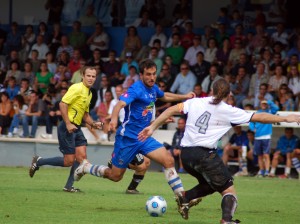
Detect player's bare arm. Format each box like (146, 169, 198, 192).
(160, 92, 195, 102)
(109, 100, 126, 132)
(83, 112, 103, 129)
(138, 104, 181, 141)
(59, 101, 78, 133)
(251, 113, 300, 124)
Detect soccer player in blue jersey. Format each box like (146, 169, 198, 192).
(74, 59, 198, 219)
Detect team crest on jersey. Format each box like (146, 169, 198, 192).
(122, 92, 129, 98)
(142, 102, 154, 116)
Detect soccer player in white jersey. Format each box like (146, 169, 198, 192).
(138, 78, 300, 224)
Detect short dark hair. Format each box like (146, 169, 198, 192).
(139, 59, 157, 74)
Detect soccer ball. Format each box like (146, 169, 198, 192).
(145, 196, 167, 217)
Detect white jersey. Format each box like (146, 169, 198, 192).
(181, 96, 254, 148)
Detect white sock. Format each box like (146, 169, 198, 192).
(84, 163, 108, 177)
(270, 167, 276, 175)
(164, 167, 184, 195)
(285, 167, 291, 175)
(292, 158, 300, 173)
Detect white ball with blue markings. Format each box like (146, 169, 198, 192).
(145, 195, 167, 217)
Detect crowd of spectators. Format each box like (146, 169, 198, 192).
(0, 0, 299, 146)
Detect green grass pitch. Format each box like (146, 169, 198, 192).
(1, 167, 300, 224)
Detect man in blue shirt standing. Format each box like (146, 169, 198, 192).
(74, 59, 198, 219)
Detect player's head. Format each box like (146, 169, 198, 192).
(81, 66, 97, 88)
(210, 78, 230, 105)
(139, 59, 157, 88)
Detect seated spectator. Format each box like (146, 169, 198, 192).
(286, 54, 300, 75)
(271, 23, 288, 47)
(56, 35, 74, 60)
(165, 33, 185, 66)
(28, 50, 41, 74)
(122, 66, 139, 89)
(170, 62, 196, 95)
(215, 38, 231, 73)
(6, 22, 22, 53)
(5, 50, 23, 72)
(5, 60, 21, 85)
(87, 48, 104, 68)
(163, 55, 179, 79)
(253, 5, 266, 28)
(155, 81, 171, 120)
(0, 92, 13, 135)
(229, 24, 245, 47)
(36, 22, 50, 44)
(79, 4, 98, 27)
(120, 52, 139, 77)
(46, 52, 57, 75)
(260, 48, 274, 75)
(285, 39, 300, 64)
(7, 94, 28, 137)
(6, 76, 20, 101)
(86, 22, 110, 57)
(18, 78, 32, 105)
(215, 23, 229, 48)
(166, 25, 181, 48)
(269, 128, 298, 178)
(34, 61, 54, 95)
(29, 35, 49, 60)
(201, 64, 222, 95)
(120, 26, 142, 61)
(148, 24, 167, 49)
(204, 37, 218, 63)
(268, 64, 288, 97)
(288, 65, 300, 98)
(268, 0, 286, 26)
(274, 83, 295, 111)
(54, 63, 71, 89)
(131, 10, 155, 28)
(193, 84, 207, 98)
(157, 63, 174, 91)
(201, 25, 214, 49)
(272, 42, 287, 65)
(269, 52, 285, 76)
(48, 23, 63, 56)
(191, 51, 210, 84)
(70, 59, 86, 84)
(68, 21, 86, 53)
(41, 87, 67, 139)
(68, 49, 82, 75)
(181, 21, 195, 50)
(21, 24, 36, 60)
(222, 126, 248, 175)
(149, 47, 163, 74)
(227, 38, 246, 71)
(229, 10, 243, 29)
(97, 90, 114, 141)
(231, 66, 250, 108)
(103, 50, 121, 78)
(20, 61, 35, 87)
(184, 34, 205, 66)
(150, 39, 165, 59)
(19, 90, 45, 138)
(56, 50, 70, 69)
(231, 53, 255, 77)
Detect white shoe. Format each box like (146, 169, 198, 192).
(100, 133, 108, 141)
(41, 134, 53, 139)
(234, 171, 248, 177)
(7, 132, 13, 138)
(74, 159, 89, 181)
(13, 127, 19, 135)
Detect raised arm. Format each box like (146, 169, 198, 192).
(160, 91, 195, 102)
(251, 112, 300, 124)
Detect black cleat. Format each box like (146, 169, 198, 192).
(175, 194, 190, 220)
(29, 156, 41, 178)
(63, 186, 82, 193)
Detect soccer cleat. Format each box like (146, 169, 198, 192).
(188, 197, 202, 208)
(107, 159, 112, 168)
(74, 159, 89, 181)
(63, 186, 82, 193)
(234, 171, 248, 177)
(29, 156, 41, 178)
(125, 189, 142, 194)
(175, 194, 190, 220)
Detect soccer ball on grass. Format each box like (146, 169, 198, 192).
(145, 195, 167, 217)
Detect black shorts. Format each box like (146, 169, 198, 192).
(181, 146, 233, 193)
(129, 153, 144, 167)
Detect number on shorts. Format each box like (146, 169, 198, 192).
(195, 111, 211, 134)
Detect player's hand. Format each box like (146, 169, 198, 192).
(92, 121, 104, 129)
(138, 126, 154, 141)
(66, 123, 78, 133)
(108, 119, 118, 132)
(285, 114, 300, 124)
(185, 91, 196, 99)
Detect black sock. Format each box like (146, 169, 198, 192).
(64, 161, 79, 189)
(221, 194, 237, 222)
(185, 183, 215, 201)
(127, 174, 144, 190)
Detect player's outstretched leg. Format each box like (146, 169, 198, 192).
(74, 159, 109, 181)
(220, 193, 240, 224)
(29, 156, 65, 177)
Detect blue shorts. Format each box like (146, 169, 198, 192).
(253, 139, 271, 156)
(58, 121, 87, 155)
(112, 134, 163, 168)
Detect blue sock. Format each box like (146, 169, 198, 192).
(64, 161, 79, 189)
(37, 157, 64, 167)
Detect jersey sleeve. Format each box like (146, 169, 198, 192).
(229, 106, 254, 125)
(119, 85, 137, 105)
(61, 84, 79, 105)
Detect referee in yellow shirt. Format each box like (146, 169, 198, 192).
(29, 66, 103, 192)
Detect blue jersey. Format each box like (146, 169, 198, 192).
(117, 80, 164, 139)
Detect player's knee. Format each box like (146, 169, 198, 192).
(110, 173, 123, 182)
